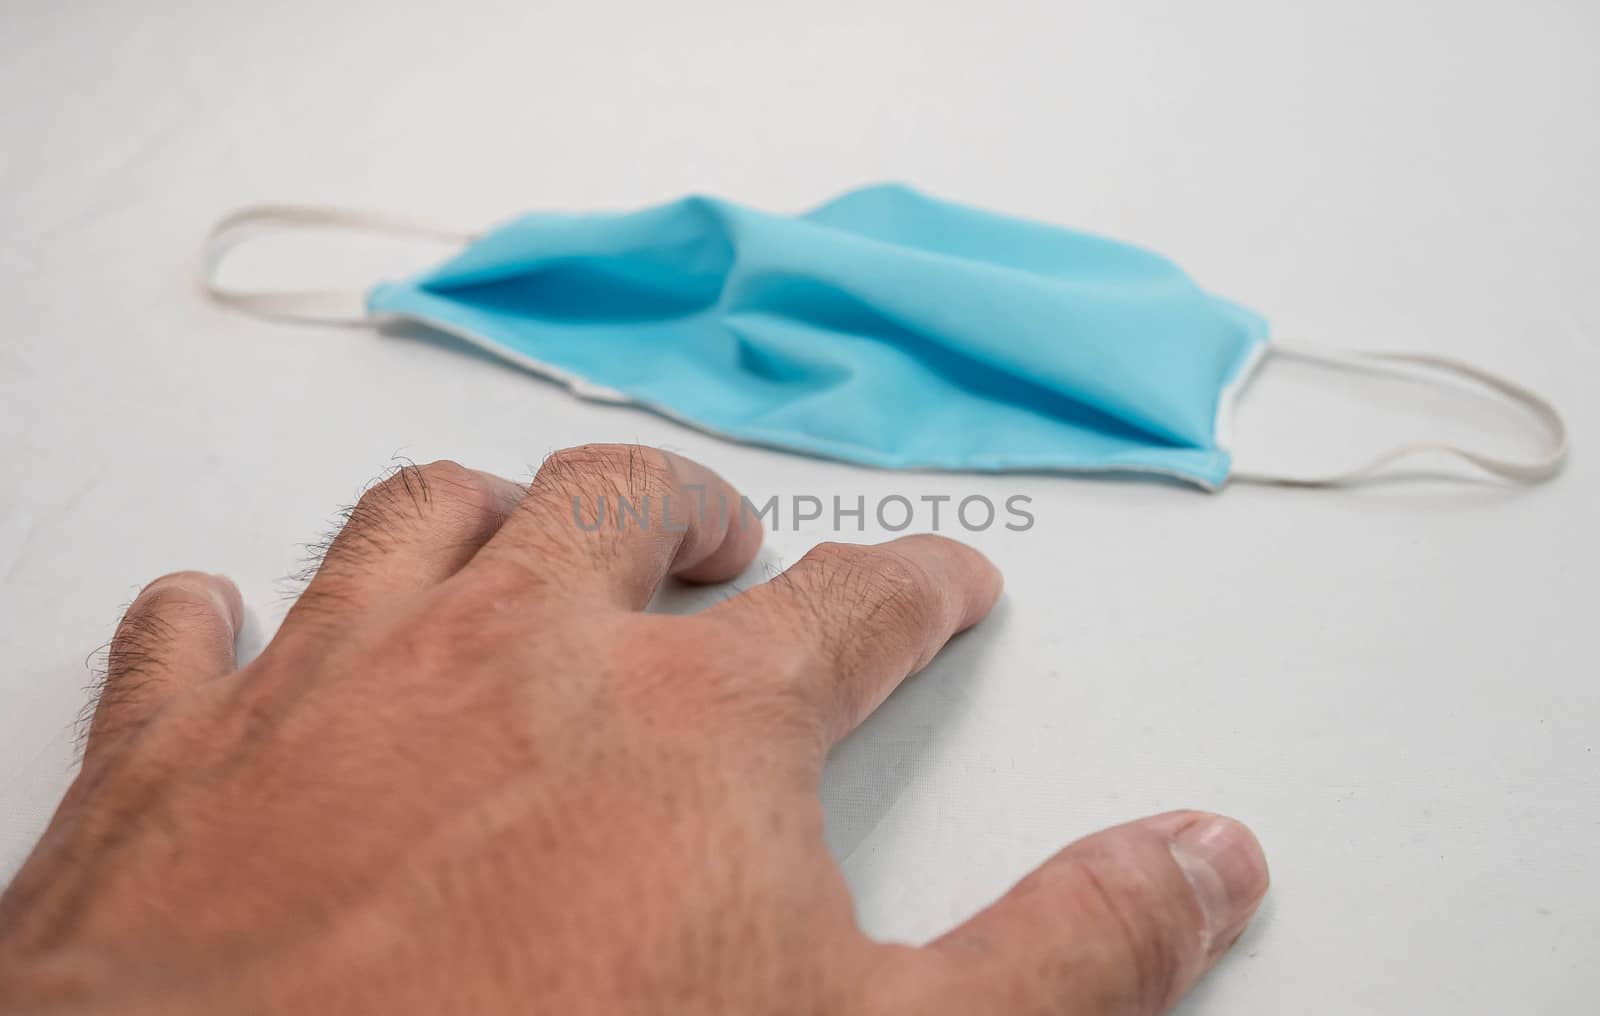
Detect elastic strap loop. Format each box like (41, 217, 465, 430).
(1230, 341, 1568, 487)
(200, 205, 478, 324)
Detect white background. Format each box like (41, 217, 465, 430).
(2, 0, 1596, 1011)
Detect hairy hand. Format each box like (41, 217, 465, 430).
(0, 446, 1267, 1015)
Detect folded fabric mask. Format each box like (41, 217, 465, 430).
(202, 184, 1566, 490)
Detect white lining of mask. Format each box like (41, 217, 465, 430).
(1211, 337, 1271, 455)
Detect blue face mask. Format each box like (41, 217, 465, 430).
(204, 185, 1565, 490)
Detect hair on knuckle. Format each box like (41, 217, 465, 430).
(75, 605, 179, 757)
(276, 503, 388, 616)
(276, 458, 507, 620)
(364, 458, 433, 514)
(783, 544, 886, 672)
(413, 458, 475, 497)
(333, 496, 398, 562)
(419, 461, 518, 536)
(530, 444, 677, 571)
(107, 607, 180, 680)
(541, 443, 672, 503)
(315, 458, 437, 575)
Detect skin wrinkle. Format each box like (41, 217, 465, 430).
(1076, 858, 1173, 1013)
(0, 448, 1268, 1015)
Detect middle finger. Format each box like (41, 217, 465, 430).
(468, 444, 762, 610)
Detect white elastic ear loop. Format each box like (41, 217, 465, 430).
(1230, 341, 1569, 488)
(200, 205, 479, 324)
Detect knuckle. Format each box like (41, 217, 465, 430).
(107, 606, 179, 679)
(359, 459, 460, 516)
(795, 539, 860, 573)
(344, 460, 508, 545)
(870, 553, 941, 639)
(774, 542, 945, 719)
(413, 457, 476, 490)
(798, 543, 941, 648)
(862, 547, 932, 601)
(540, 443, 673, 499)
(347, 470, 421, 534)
(787, 541, 868, 628)
(893, 532, 970, 563)
(417, 461, 513, 526)
(135, 570, 213, 604)
(128, 574, 226, 629)
(106, 575, 235, 685)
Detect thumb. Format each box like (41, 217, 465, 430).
(924, 811, 1268, 1016)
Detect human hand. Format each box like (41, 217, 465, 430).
(0, 446, 1267, 1014)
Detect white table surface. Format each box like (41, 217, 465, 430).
(3, 1, 1596, 1011)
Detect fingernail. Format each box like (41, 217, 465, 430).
(1169, 816, 1268, 949)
